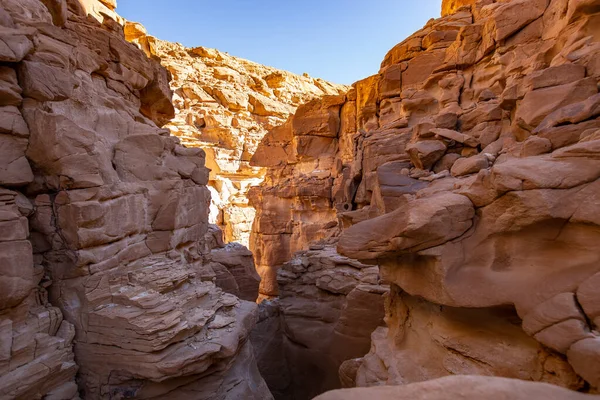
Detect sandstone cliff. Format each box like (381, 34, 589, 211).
(251, 0, 600, 397)
(125, 25, 347, 247)
(0, 0, 271, 398)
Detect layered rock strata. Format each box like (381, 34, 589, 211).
(249, 245, 388, 399)
(251, 0, 600, 396)
(275, 246, 387, 399)
(125, 24, 347, 247)
(249, 94, 348, 297)
(0, 1, 271, 399)
(0, 1, 81, 398)
(0, 192, 79, 399)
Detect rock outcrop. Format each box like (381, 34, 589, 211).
(0, 1, 271, 399)
(125, 25, 347, 247)
(0, 2, 81, 398)
(249, 245, 387, 399)
(275, 246, 387, 399)
(249, 94, 348, 297)
(442, 0, 477, 16)
(0, 189, 79, 399)
(251, 0, 600, 396)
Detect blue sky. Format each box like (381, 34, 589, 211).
(117, 1, 441, 85)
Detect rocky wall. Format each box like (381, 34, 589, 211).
(251, 0, 600, 396)
(274, 246, 387, 399)
(0, 0, 271, 398)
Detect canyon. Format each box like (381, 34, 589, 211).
(124, 22, 347, 249)
(0, 0, 600, 400)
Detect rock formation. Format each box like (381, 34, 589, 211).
(248, 245, 388, 399)
(441, 0, 478, 16)
(274, 246, 387, 398)
(249, 94, 348, 297)
(3, 0, 600, 399)
(0, 189, 79, 398)
(251, 0, 600, 397)
(0, 0, 271, 399)
(125, 25, 347, 247)
(315, 376, 596, 400)
(0, 2, 80, 398)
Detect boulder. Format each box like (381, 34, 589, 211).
(451, 154, 490, 176)
(315, 376, 593, 400)
(406, 140, 448, 169)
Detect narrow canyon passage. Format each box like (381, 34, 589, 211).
(1, 0, 600, 399)
(125, 20, 348, 250)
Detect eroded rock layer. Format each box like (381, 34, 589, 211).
(275, 246, 387, 398)
(0, 192, 79, 399)
(125, 25, 347, 247)
(0, 1, 271, 399)
(249, 245, 388, 399)
(251, 0, 600, 396)
(249, 94, 348, 297)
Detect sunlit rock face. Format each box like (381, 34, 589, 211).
(0, 0, 272, 398)
(125, 25, 347, 247)
(251, 0, 600, 396)
(441, 0, 478, 16)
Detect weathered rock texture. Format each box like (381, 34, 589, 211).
(274, 246, 388, 399)
(0, 2, 81, 398)
(249, 245, 387, 399)
(0, 1, 271, 399)
(315, 375, 597, 400)
(442, 0, 478, 16)
(0, 189, 79, 399)
(249, 94, 348, 297)
(125, 25, 347, 247)
(251, 0, 600, 396)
